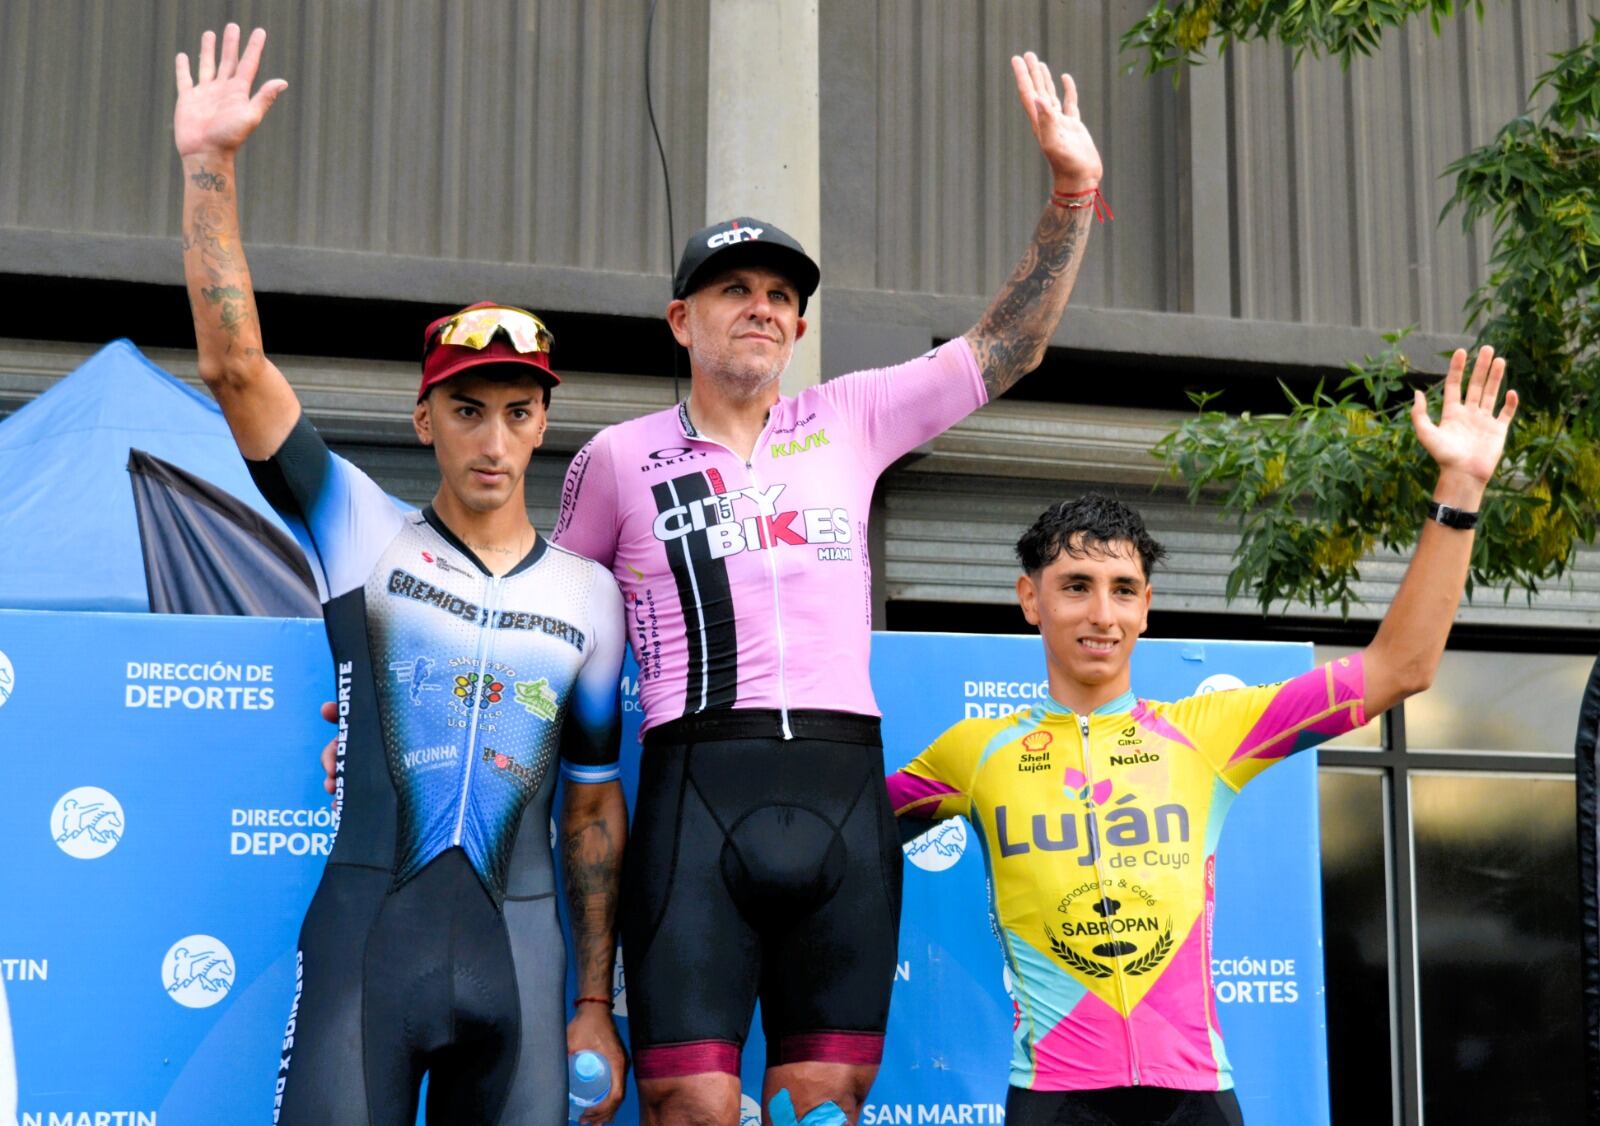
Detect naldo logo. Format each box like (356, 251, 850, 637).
(0, 647, 13, 708)
(611, 948, 628, 1017)
(163, 934, 236, 1007)
(739, 1094, 763, 1126)
(902, 819, 966, 872)
(1195, 673, 1246, 694)
(51, 786, 124, 859)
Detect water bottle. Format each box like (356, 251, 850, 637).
(568, 1050, 610, 1119)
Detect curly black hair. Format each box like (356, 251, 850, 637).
(1015, 493, 1167, 580)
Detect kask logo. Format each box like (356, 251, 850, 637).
(52, 787, 124, 859)
(903, 819, 966, 872)
(0, 647, 13, 708)
(163, 934, 235, 1007)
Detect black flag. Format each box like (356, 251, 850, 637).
(127, 448, 320, 617)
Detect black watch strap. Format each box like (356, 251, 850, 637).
(1427, 501, 1479, 530)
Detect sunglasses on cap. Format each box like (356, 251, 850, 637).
(426, 304, 554, 357)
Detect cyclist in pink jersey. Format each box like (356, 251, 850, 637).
(888, 345, 1518, 1125)
(551, 50, 1106, 1126)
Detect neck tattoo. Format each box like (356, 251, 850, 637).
(466, 527, 531, 560)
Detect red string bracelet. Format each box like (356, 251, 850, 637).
(575, 996, 614, 1009)
(1051, 186, 1113, 222)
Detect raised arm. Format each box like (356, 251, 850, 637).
(174, 24, 298, 459)
(964, 52, 1104, 400)
(1362, 347, 1519, 716)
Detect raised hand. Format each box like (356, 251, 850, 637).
(1411, 346, 1519, 484)
(174, 24, 287, 159)
(1010, 51, 1103, 193)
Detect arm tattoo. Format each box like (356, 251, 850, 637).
(189, 167, 228, 192)
(968, 205, 1091, 399)
(562, 812, 621, 992)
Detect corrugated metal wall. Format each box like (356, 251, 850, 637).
(0, 0, 707, 277)
(1223, 0, 1599, 330)
(853, 0, 1182, 311)
(6, 0, 1596, 336)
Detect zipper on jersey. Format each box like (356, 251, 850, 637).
(452, 576, 502, 847)
(1080, 712, 1142, 1086)
(744, 456, 794, 740)
(682, 415, 793, 740)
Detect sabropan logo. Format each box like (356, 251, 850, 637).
(51, 787, 124, 859)
(163, 935, 235, 1008)
(902, 819, 966, 872)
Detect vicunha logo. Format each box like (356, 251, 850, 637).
(51, 786, 124, 859)
(902, 819, 966, 872)
(163, 934, 236, 1008)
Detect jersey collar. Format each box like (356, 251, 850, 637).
(421, 505, 548, 578)
(1040, 688, 1137, 718)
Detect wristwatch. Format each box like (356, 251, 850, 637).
(1427, 501, 1479, 530)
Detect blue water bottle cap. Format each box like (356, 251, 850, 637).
(573, 1050, 605, 1083)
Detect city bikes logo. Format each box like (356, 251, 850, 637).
(513, 678, 560, 721)
(163, 934, 235, 1008)
(390, 656, 441, 704)
(709, 224, 764, 248)
(653, 480, 852, 563)
(454, 672, 503, 708)
(902, 819, 966, 872)
(0, 647, 13, 708)
(51, 786, 124, 859)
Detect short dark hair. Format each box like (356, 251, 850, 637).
(1015, 494, 1167, 580)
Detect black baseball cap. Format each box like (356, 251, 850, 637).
(672, 217, 821, 316)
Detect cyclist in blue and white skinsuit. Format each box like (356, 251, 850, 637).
(173, 25, 628, 1124)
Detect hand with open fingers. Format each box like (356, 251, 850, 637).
(174, 24, 288, 159)
(1010, 51, 1102, 193)
(1411, 346, 1519, 484)
(319, 700, 338, 798)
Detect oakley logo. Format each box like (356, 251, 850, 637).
(708, 227, 764, 248)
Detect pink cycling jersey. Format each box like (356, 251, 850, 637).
(551, 338, 986, 734)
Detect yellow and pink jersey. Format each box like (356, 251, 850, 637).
(886, 656, 1366, 1091)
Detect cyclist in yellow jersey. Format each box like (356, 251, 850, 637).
(887, 346, 1517, 1126)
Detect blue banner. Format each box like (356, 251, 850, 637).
(0, 612, 1326, 1125)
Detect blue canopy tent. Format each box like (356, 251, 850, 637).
(0, 339, 318, 615)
